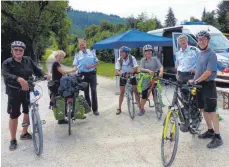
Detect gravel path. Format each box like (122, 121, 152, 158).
(1, 54, 229, 167)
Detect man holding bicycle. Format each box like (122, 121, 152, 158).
(189, 30, 223, 148)
(115, 46, 140, 115)
(139, 44, 163, 116)
(2, 41, 51, 151)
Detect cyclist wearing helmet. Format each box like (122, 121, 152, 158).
(2, 41, 51, 151)
(189, 30, 223, 148)
(138, 44, 163, 116)
(115, 46, 140, 115)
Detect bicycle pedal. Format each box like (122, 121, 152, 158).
(41, 120, 46, 125)
(22, 122, 30, 127)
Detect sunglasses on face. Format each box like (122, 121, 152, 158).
(13, 48, 24, 52)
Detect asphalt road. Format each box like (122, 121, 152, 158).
(1, 58, 229, 167)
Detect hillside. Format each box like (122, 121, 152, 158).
(68, 10, 126, 37)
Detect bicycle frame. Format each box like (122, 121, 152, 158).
(163, 109, 178, 139)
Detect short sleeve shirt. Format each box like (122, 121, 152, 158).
(140, 57, 162, 71)
(194, 48, 217, 81)
(115, 55, 138, 74)
(175, 46, 199, 72)
(73, 49, 99, 72)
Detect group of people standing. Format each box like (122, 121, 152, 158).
(115, 30, 223, 149)
(2, 30, 223, 151)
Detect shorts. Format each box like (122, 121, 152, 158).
(7, 89, 30, 119)
(142, 88, 154, 99)
(196, 81, 217, 112)
(120, 77, 137, 87)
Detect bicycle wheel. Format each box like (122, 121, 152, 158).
(31, 110, 43, 155)
(161, 111, 179, 167)
(153, 88, 163, 120)
(67, 102, 73, 135)
(127, 90, 135, 120)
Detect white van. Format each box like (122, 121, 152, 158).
(148, 22, 229, 84)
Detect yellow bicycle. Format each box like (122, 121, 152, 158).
(160, 79, 202, 167)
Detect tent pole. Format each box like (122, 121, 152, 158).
(114, 49, 120, 95)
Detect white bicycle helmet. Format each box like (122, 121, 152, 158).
(11, 41, 26, 49)
(143, 44, 153, 52)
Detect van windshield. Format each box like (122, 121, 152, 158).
(209, 34, 229, 52)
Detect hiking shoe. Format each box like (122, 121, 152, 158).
(198, 130, 215, 139)
(20, 132, 32, 140)
(58, 119, 68, 124)
(9, 140, 17, 151)
(93, 111, 100, 116)
(207, 137, 223, 149)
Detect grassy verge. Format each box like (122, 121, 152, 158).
(61, 57, 115, 78)
(40, 48, 53, 72)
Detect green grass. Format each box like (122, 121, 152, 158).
(40, 48, 53, 72)
(97, 61, 115, 78)
(61, 56, 115, 78)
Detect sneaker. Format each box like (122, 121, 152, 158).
(198, 130, 215, 139)
(93, 111, 100, 116)
(138, 110, 145, 116)
(20, 132, 32, 140)
(207, 137, 223, 148)
(58, 119, 68, 124)
(9, 140, 17, 151)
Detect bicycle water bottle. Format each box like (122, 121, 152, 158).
(30, 92, 36, 103)
(34, 90, 39, 96)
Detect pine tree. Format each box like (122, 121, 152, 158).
(164, 7, 177, 27)
(217, 1, 229, 33)
(202, 8, 206, 21)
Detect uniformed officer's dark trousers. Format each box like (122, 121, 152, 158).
(81, 71, 98, 112)
(178, 71, 195, 101)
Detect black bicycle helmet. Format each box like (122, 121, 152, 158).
(196, 30, 211, 40)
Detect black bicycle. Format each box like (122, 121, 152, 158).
(8, 77, 46, 155)
(160, 79, 202, 167)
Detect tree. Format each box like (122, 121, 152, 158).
(136, 19, 156, 32)
(202, 11, 218, 27)
(1, 1, 70, 62)
(202, 8, 206, 21)
(217, 1, 229, 33)
(137, 12, 148, 22)
(190, 17, 200, 22)
(164, 7, 177, 27)
(153, 17, 163, 28)
(127, 15, 138, 28)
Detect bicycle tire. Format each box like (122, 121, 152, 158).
(127, 90, 135, 120)
(153, 88, 163, 120)
(32, 110, 43, 156)
(67, 102, 72, 135)
(161, 112, 179, 167)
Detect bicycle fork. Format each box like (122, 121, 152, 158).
(163, 109, 177, 139)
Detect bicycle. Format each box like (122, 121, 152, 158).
(58, 73, 88, 135)
(118, 73, 138, 120)
(138, 71, 164, 120)
(8, 77, 46, 156)
(160, 79, 202, 167)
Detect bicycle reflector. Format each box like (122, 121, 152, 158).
(191, 88, 197, 96)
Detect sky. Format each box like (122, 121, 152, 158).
(69, 0, 222, 24)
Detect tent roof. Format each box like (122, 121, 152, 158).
(93, 29, 173, 49)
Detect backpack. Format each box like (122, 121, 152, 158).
(119, 54, 134, 70)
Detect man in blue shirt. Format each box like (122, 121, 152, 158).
(175, 35, 199, 83)
(73, 39, 99, 116)
(175, 35, 199, 102)
(189, 30, 223, 148)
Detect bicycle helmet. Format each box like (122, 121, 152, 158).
(120, 46, 131, 53)
(196, 30, 211, 40)
(11, 41, 26, 49)
(143, 44, 153, 52)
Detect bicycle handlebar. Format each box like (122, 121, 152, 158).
(159, 78, 202, 89)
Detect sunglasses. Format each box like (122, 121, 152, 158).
(13, 48, 24, 52)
